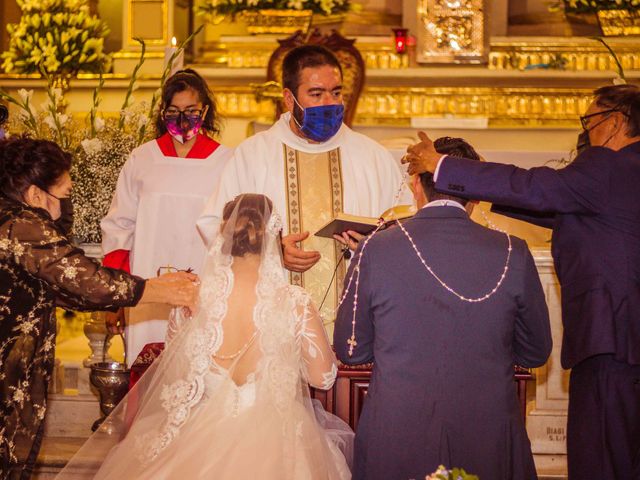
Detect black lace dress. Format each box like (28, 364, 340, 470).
(0, 196, 146, 479)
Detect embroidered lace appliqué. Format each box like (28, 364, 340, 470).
(137, 236, 233, 464)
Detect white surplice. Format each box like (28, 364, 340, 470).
(101, 139, 233, 365)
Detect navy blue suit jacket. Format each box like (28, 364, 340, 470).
(434, 141, 640, 369)
(334, 206, 551, 480)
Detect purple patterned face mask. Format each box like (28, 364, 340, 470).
(163, 106, 207, 144)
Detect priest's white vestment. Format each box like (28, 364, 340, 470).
(198, 113, 408, 332)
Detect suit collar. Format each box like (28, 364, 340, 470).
(619, 139, 640, 155)
(413, 205, 469, 220)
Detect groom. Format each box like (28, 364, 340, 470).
(334, 137, 552, 480)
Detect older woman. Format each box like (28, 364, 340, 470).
(0, 137, 198, 479)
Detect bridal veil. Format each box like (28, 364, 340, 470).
(57, 193, 353, 479)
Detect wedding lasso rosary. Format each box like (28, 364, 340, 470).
(338, 176, 513, 357)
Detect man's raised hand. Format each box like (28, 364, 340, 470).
(402, 131, 441, 176)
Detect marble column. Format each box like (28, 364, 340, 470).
(529, 248, 569, 475)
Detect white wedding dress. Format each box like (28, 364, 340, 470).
(57, 195, 353, 480)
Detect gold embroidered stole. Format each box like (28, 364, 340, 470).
(284, 144, 345, 338)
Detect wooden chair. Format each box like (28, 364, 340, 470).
(264, 28, 366, 127)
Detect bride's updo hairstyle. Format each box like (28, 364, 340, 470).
(222, 194, 274, 257)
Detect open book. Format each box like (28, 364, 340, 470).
(315, 205, 415, 239)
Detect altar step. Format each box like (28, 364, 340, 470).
(33, 437, 85, 480)
(35, 361, 99, 478)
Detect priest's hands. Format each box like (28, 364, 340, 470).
(105, 308, 125, 335)
(282, 232, 321, 272)
(402, 131, 441, 175)
(141, 271, 200, 310)
(333, 231, 364, 251)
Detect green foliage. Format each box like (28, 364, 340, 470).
(426, 465, 480, 480)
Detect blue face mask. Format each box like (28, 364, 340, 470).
(292, 96, 344, 142)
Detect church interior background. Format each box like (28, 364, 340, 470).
(1, 0, 639, 477)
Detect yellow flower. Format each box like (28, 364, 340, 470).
(2, 57, 14, 73)
(29, 14, 40, 28)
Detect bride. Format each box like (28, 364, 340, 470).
(57, 193, 353, 479)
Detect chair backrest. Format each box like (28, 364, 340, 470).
(266, 29, 365, 127)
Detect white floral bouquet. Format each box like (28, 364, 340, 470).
(426, 465, 479, 480)
(197, 0, 351, 19)
(0, 77, 154, 243)
(0, 29, 202, 243)
(1, 0, 110, 76)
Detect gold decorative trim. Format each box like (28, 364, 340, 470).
(489, 38, 640, 71)
(0, 77, 597, 127)
(597, 9, 640, 37)
(354, 86, 591, 127)
(284, 144, 303, 287)
(198, 35, 640, 71)
(329, 148, 346, 298)
(243, 9, 313, 35)
(197, 39, 410, 69)
(112, 51, 165, 59)
(214, 88, 275, 120)
(329, 149, 343, 218)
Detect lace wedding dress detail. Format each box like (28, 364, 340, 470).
(137, 235, 233, 465)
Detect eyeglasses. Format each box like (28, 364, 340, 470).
(156, 265, 194, 277)
(44, 190, 71, 201)
(579, 108, 623, 130)
(162, 107, 206, 120)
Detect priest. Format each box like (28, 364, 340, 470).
(199, 45, 409, 330)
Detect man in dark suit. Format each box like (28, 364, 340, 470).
(402, 84, 640, 480)
(334, 137, 552, 480)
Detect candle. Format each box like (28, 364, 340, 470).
(164, 37, 184, 75)
(392, 28, 409, 54)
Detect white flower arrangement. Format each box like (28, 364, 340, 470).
(426, 465, 479, 480)
(1, 0, 111, 76)
(0, 31, 201, 243)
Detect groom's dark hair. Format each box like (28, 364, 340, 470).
(419, 137, 481, 206)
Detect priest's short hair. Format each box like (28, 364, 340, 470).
(282, 45, 343, 97)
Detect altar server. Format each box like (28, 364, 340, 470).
(101, 69, 232, 365)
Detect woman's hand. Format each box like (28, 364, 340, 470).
(105, 307, 126, 335)
(141, 271, 200, 310)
